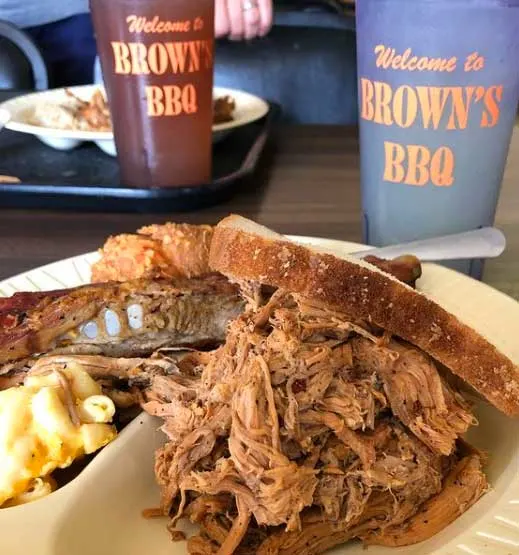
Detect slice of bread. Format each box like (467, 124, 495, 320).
(209, 215, 519, 417)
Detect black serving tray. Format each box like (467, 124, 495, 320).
(0, 102, 278, 212)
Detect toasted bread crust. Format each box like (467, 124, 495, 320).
(210, 220, 519, 416)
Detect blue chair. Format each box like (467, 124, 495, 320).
(0, 20, 48, 90)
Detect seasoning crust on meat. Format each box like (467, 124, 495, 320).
(91, 223, 214, 282)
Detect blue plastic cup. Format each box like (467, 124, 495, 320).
(356, 0, 519, 277)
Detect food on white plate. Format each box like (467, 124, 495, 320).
(0, 220, 428, 516)
(1, 214, 516, 555)
(91, 222, 423, 286)
(28, 89, 236, 133)
(29, 89, 110, 132)
(0, 280, 242, 506)
(138, 215, 518, 554)
(0, 232, 248, 507)
(0, 361, 116, 508)
(213, 95, 236, 124)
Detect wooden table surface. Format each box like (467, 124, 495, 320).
(0, 125, 518, 299)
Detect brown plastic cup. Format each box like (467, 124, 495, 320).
(90, 0, 215, 188)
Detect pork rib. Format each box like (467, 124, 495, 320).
(0, 275, 243, 367)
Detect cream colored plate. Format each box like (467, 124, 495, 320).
(0, 237, 518, 555)
(0, 85, 270, 156)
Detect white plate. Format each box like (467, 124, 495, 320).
(0, 236, 518, 555)
(0, 85, 270, 156)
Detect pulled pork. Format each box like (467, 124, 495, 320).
(143, 292, 487, 554)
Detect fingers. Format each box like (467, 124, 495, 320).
(226, 0, 245, 41)
(217, 0, 273, 40)
(257, 0, 273, 37)
(243, 2, 261, 40)
(215, 0, 230, 38)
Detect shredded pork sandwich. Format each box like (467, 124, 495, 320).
(143, 290, 487, 554)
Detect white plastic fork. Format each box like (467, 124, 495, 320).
(351, 227, 506, 262)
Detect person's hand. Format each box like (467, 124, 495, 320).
(215, 0, 273, 40)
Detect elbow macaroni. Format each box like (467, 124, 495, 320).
(0, 364, 117, 507)
(78, 395, 116, 424)
(80, 423, 117, 454)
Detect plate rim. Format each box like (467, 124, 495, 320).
(0, 84, 270, 141)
